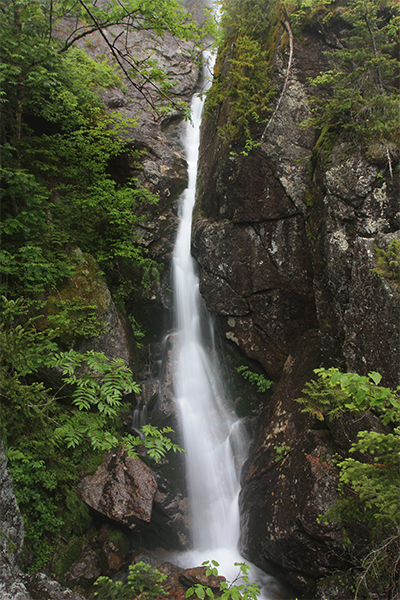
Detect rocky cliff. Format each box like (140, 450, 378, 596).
(192, 1, 399, 596)
(1, 0, 398, 597)
(0, 0, 205, 595)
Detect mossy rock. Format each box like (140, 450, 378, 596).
(54, 537, 84, 580)
(98, 523, 130, 574)
(40, 247, 111, 344)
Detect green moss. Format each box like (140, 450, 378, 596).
(41, 248, 109, 343)
(305, 188, 314, 208)
(54, 537, 84, 578)
(373, 240, 400, 283)
(108, 528, 130, 555)
(62, 491, 92, 537)
(311, 125, 338, 167)
(205, 0, 283, 146)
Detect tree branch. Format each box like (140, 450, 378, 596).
(72, 0, 182, 115)
(260, 19, 293, 141)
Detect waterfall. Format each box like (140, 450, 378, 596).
(173, 58, 243, 555)
(170, 55, 282, 599)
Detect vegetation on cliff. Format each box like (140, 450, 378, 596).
(298, 368, 400, 598)
(0, 296, 183, 571)
(206, 0, 281, 146)
(0, 0, 205, 577)
(290, 0, 399, 174)
(211, 0, 399, 167)
(0, 0, 209, 306)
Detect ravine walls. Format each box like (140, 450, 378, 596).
(191, 1, 399, 596)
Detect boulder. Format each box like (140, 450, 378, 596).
(77, 446, 157, 528)
(66, 249, 136, 369)
(97, 523, 130, 575)
(179, 566, 226, 590)
(63, 547, 101, 587)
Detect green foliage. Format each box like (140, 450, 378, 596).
(46, 296, 105, 341)
(1, 296, 183, 571)
(289, 0, 399, 155)
(298, 368, 400, 531)
(122, 424, 185, 462)
(285, 0, 334, 29)
(94, 561, 168, 599)
(274, 444, 291, 462)
(53, 536, 84, 578)
(236, 365, 274, 393)
(373, 239, 400, 281)
(297, 368, 399, 423)
(186, 561, 260, 600)
(0, 0, 207, 310)
(128, 315, 146, 348)
(297, 367, 400, 598)
(1, 297, 183, 458)
(0, 0, 201, 577)
(206, 0, 280, 147)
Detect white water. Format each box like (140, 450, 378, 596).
(170, 57, 282, 599)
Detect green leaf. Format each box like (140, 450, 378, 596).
(196, 586, 205, 599)
(369, 371, 382, 385)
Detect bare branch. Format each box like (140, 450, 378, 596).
(260, 19, 293, 141)
(48, 0, 53, 43)
(59, 0, 184, 115)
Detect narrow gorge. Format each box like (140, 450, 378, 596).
(1, 0, 399, 599)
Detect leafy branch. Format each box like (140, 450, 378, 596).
(236, 365, 273, 393)
(94, 561, 168, 599)
(122, 424, 185, 462)
(297, 367, 400, 597)
(186, 561, 260, 600)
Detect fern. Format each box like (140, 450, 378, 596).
(236, 365, 274, 393)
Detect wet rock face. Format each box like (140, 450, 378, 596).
(194, 8, 399, 595)
(343, 233, 400, 389)
(238, 332, 342, 593)
(193, 29, 322, 380)
(192, 206, 317, 379)
(0, 441, 26, 599)
(308, 144, 400, 384)
(238, 332, 384, 594)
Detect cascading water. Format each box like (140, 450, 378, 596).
(170, 56, 282, 599)
(173, 60, 243, 556)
